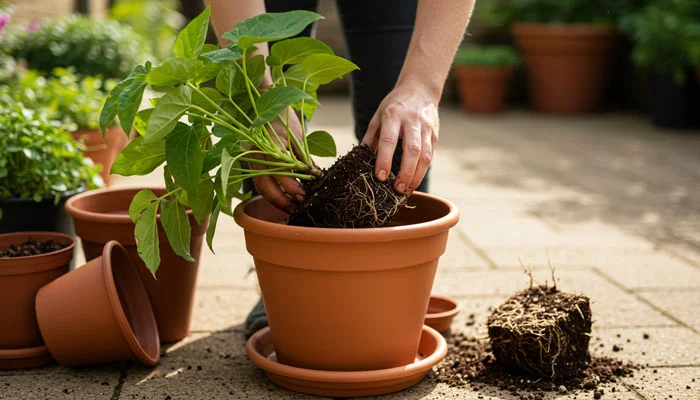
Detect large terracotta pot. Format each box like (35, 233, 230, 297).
(512, 23, 619, 114)
(65, 187, 207, 343)
(72, 126, 128, 186)
(453, 66, 514, 114)
(36, 241, 160, 367)
(0, 232, 73, 368)
(233, 192, 458, 371)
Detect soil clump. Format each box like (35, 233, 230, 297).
(0, 237, 68, 257)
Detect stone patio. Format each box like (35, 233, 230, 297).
(2, 98, 699, 399)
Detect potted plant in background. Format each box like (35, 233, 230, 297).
(481, 0, 636, 114)
(0, 103, 102, 234)
(94, 7, 458, 383)
(452, 45, 519, 114)
(621, 0, 700, 129)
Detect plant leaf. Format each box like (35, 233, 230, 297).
(290, 53, 359, 85)
(111, 136, 165, 176)
(306, 130, 336, 157)
(252, 86, 314, 128)
(180, 177, 214, 225)
(172, 5, 211, 58)
(160, 198, 195, 262)
(206, 202, 221, 253)
(165, 122, 204, 196)
(147, 58, 200, 86)
(195, 59, 223, 84)
(133, 108, 153, 136)
(219, 148, 236, 199)
(202, 136, 242, 173)
(222, 10, 323, 50)
(100, 78, 131, 136)
(128, 189, 158, 222)
(268, 37, 333, 66)
(134, 200, 161, 277)
(117, 80, 148, 135)
(145, 85, 192, 143)
(100, 62, 150, 136)
(201, 46, 243, 63)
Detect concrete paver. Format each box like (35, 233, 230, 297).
(625, 367, 700, 400)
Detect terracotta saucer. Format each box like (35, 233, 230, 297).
(246, 325, 446, 398)
(425, 295, 461, 333)
(0, 345, 54, 369)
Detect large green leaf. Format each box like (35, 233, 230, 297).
(219, 148, 237, 199)
(145, 86, 193, 143)
(202, 136, 242, 173)
(147, 58, 200, 86)
(192, 87, 226, 114)
(100, 79, 130, 136)
(206, 202, 221, 253)
(134, 200, 161, 277)
(214, 168, 247, 215)
(289, 53, 359, 85)
(133, 108, 153, 136)
(161, 198, 195, 262)
(222, 11, 323, 50)
(201, 46, 243, 63)
(244, 55, 266, 89)
(306, 130, 336, 157)
(100, 62, 150, 136)
(165, 122, 204, 196)
(195, 60, 223, 84)
(180, 177, 214, 225)
(268, 37, 333, 66)
(252, 86, 315, 128)
(128, 189, 158, 222)
(117, 80, 148, 135)
(215, 64, 243, 96)
(172, 5, 211, 58)
(111, 136, 165, 176)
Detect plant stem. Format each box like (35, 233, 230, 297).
(187, 82, 249, 132)
(240, 49, 259, 116)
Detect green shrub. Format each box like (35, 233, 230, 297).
(5, 15, 151, 80)
(480, 0, 646, 27)
(454, 45, 520, 67)
(0, 104, 102, 202)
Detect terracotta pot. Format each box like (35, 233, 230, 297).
(424, 295, 460, 334)
(36, 241, 159, 366)
(72, 126, 128, 186)
(234, 192, 459, 371)
(512, 23, 619, 114)
(65, 187, 207, 343)
(0, 232, 73, 368)
(453, 66, 514, 114)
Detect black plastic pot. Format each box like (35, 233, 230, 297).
(650, 71, 700, 129)
(0, 186, 85, 235)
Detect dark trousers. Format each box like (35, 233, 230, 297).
(262, 0, 429, 193)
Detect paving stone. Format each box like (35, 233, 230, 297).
(591, 327, 700, 366)
(438, 233, 490, 269)
(190, 288, 261, 332)
(0, 364, 121, 400)
(595, 256, 700, 289)
(625, 366, 700, 400)
(637, 289, 700, 331)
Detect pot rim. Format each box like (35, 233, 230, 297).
(425, 294, 461, 320)
(0, 184, 86, 206)
(0, 345, 50, 360)
(65, 186, 194, 224)
(511, 22, 618, 37)
(246, 325, 447, 383)
(233, 191, 459, 243)
(0, 231, 75, 276)
(102, 240, 160, 366)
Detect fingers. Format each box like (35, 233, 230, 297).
(361, 115, 380, 148)
(252, 175, 294, 212)
(394, 121, 421, 194)
(406, 126, 434, 196)
(274, 175, 305, 203)
(375, 109, 400, 182)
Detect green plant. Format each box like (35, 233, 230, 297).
(479, 0, 646, 27)
(0, 103, 102, 203)
(5, 15, 151, 80)
(5, 68, 116, 130)
(101, 7, 357, 275)
(109, 0, 185, 61)
(454, 45, 520, 67)
(621, 0, 700, 83)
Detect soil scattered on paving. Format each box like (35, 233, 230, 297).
(287, 144, 406, 228)
(0, 237, 68, 257)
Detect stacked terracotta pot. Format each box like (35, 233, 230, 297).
(71, 126, 129, 186)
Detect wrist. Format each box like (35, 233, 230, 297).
(395, 76, 442, 103)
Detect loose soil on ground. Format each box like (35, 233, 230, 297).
(0, 237, 68, 257)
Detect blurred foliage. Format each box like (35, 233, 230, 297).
(1, 68, 117, 131)
(454, 45, 520, 67)
(1, 15, 151, 80)
(621, 0, 700, 83)
(0, 103, 102, 202)
(109, 0, 185, 61)
(479, 0, 647, 27)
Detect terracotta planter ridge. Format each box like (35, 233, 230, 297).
(0, 232, 74, 369)
(453, 66, 514, 114)
(234, 192, 458, 372)
(65, 187, 207, 343)
(72, 126, 128, 186)
(512, 23, 619, 114)
(36, 241, 159, 367)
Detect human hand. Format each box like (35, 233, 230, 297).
(249, 110, 306, 212)
(361, 80, 439, 196)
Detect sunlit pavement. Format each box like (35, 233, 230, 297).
(2, 98, 699, 399)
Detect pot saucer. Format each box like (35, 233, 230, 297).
(425, 294, 461, 333)
(246, 325, 447, 398)
(0, 345, 54, 369)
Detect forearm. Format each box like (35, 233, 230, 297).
(396, 0, 474, 99)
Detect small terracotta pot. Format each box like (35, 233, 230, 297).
(65, 187, 207, 343)
(234, 192, 458, 371)
(512, 23, 619, 114)
(453, 66, 514, 114)
(424, 295, 461, 334)
(0, 232, 73, 369)
(36, 241, 160, 367)
(72, 126, 128, 186)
